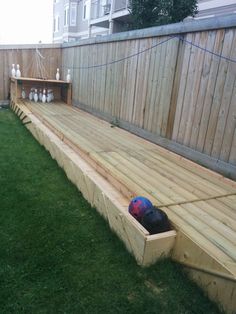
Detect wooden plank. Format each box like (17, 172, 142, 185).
(132, 38, 152, 129)
(104, 151, 195, 203)
(99, 43, 108, 115)
(112, 41, 127, 119)
(143, 37, 160, 131)
(172, 33, 194, 141)
(219, 81, 236, 162)
(229, 127, 236, 164)
(207, 198, 236, 221)
(166, 37, 183, 139)
(172, 229, 235, 278)
(150, 37, 168, 135)
(187, 268, 236, 314)
(211, 30, 236, 159)
(172, 229, 236, 314)
(177, 32, 201, 144)
(196, 29, 225, 152)
(78, 46, 83, 105)
(217, 195, 236, 210)
(181, 202, 236, 243)
(162, 206, 235, 264)
(119, 40, 130, 121)
(126, 40, 140, 123)
(129, 149, 230, 198)
(142, 230, 177, 266)
(204, 29, 235, 156)
(189, 30, 217, 149)
(160, 37, 179, 137)
(168, 204, 236, 261)
(197, 199, 236, 232)
(183, 32, 208, 146)
(104, 42, 115, 116)
(146, 145, 236, 190)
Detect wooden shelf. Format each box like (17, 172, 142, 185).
(10, 77, 72, 106)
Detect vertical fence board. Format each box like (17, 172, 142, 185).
(196, 29, 225, 153)
(211, 32, 236, 159)
(203, 29, 235, 156)
(189, 30, 217, 149)
(172, 33, 193, 141)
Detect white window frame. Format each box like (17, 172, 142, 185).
(83, 0, 90, 21)
(70, 3, 77, 26)
(64, 4, 69, 27)
(54, 15, 60, 32)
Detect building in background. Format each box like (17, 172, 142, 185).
(196, 0, 236, 19)
(53, 0, 90, 42)
(53, 0, 130, 42)
(53, 0, 236, 43)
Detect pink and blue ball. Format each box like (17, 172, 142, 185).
(128, 196, 153, 222)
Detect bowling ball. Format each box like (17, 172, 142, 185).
(128, 196, 153, 222)
(141, 206, 171, 234)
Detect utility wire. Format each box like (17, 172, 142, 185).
(177, 35, 236, 64)
(62, 36, 175, 70)
(62, 34, 236, 71)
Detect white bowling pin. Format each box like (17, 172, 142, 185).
(47, 91, 51, 103)
(16, 64, 21, 78)
(39, 89, 43, 102)
(34, 89, 38, 102)
(56, 68, 60, 80)
(42, 89, 46, 103)
(29, 88, 33, 101)
(66, 69, 71, 82)
(11, 64, 16, 77)
(21, 87, 26, 99)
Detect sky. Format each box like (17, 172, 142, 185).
(0, 0, 53, 44)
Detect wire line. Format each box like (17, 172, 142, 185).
(62, 33, 236, 71)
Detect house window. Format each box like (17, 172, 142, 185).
(70, 3, 77, 26)
(64, 5, 69, 26)
(54, 16, 60, 32)
(83, 0, 90, 20)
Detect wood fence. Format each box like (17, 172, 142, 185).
(0, 16, 235, 177)
(61, 16, 236, 176)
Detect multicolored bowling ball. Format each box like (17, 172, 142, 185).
(141, 206, 171, 234)
(128, 196, 153, 222)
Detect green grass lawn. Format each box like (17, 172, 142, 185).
(0, 108, 222, 314)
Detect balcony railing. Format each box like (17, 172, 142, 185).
(114, 0, 129, 12)
(91, 0, 129, 20)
